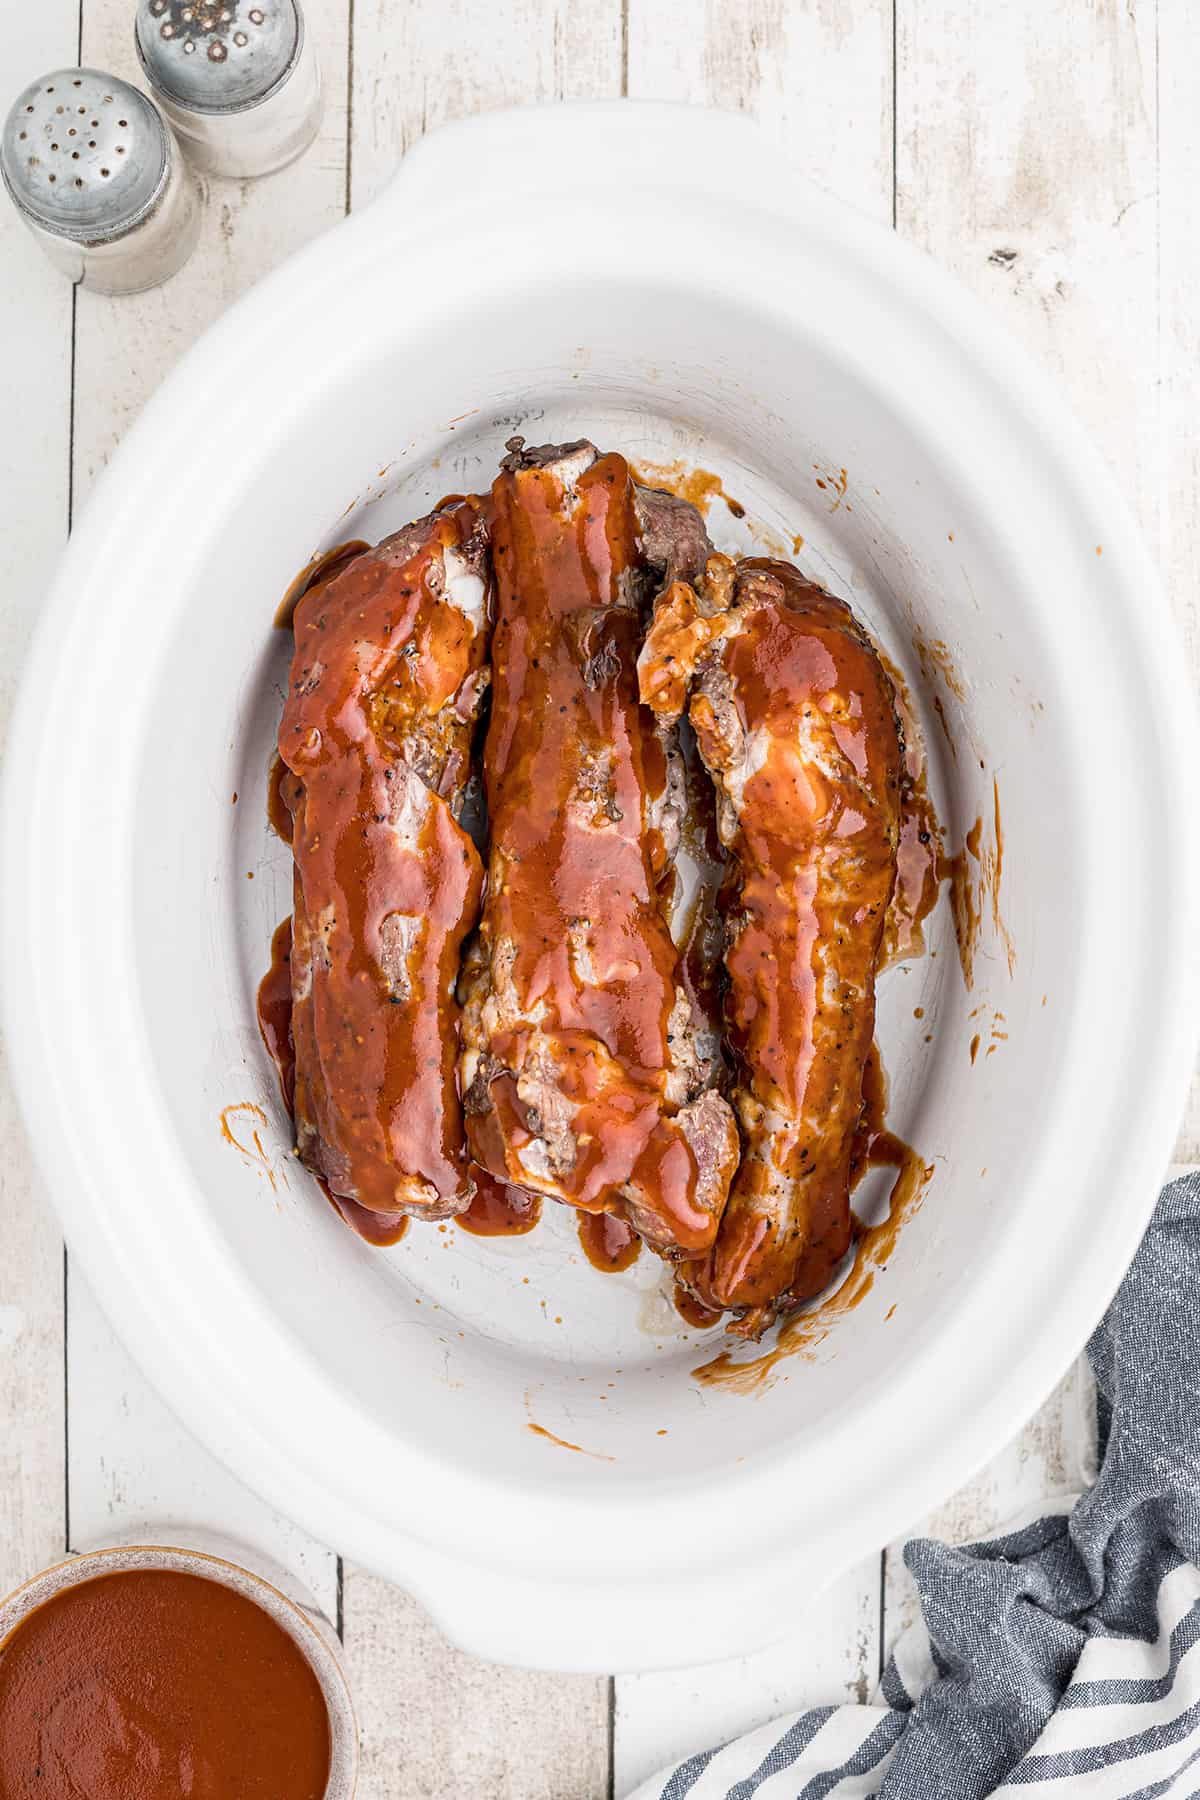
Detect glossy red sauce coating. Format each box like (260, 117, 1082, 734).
(266, 753, 302, 846)
(482, 455, 678, 1077)
(256, 919, 408, 1247)
(673, 1283, 724, 1329)
(456, 1169, 541, 1236)
(885, 795, 941, 964)
(577, 1209, 642, 1272)
(321, 1178, 410, 1247)
(257, 915, 296, 1112)
(273, 538, 370, 630)
(710, 566, 901, 1324)
(463, 449, 732, 1252)
(645, 559, 903, 1334)
(691, 1043, 932, 1388)
(0, 1570, 330, 1800)
(280, 500, 489, 1221)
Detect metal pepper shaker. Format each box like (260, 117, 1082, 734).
(1, 70, 200, 295)
(134, 1, 322, 179)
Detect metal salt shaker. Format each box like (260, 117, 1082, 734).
(135, 1, 322, 179)
(1, 70, 200, 295)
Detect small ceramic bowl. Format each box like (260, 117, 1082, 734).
(0, 1532, 358, 1796)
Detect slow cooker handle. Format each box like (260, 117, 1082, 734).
(404, 1535, 840, 1672)
(365, 100, 806, 227)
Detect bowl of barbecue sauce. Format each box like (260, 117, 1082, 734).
(0, 1540, 356, 1798)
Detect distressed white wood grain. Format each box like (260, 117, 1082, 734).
(0, 0, 78, 1597)
(67, 1268, 339, 1607)
(884, 0, 1161, 1648)
(345, 1572, 610, 1800)
(613, 8, 894, 1792)
(1158, 0, 1200, 1162)
(61, 0, 353, 1619)
(897, 0, 1159, 525)
(627, 0, 894, 221)
(348, 0, 623, 209)
(1160, 0, 1200, 685)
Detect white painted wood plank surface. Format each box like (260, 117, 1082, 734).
(884, 0, 1162, 1651)
(347, 1573, 610, 1800)
(67, 1268, 340, 1608)
(896, 0, 1159, 524)
(1158, 0, 1200, 1162)
(61, 0, 353, 1624)
(615, 7, 894, 1790)
(627, 0, 894, 221)
(348, 0, 624, 209)
(0, 0, 77, 1601)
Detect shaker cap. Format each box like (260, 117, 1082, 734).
(135, 1, 302, 115)
(1, 70, 168, 244)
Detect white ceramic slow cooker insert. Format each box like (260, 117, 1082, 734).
(4, 104, 1197, 1671)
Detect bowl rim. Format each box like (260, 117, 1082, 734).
(0, 1539, 358, 1795)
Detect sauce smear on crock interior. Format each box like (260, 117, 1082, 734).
(0, 1568, 330, 1800)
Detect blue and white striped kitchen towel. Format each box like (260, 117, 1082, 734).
(633, 1170, 1200, 1800)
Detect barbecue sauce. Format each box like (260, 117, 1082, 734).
(0, 1570, 330, 1800)
(468, 450, 724, 1250)
(257, 916, 295, 1112)
(577, 1210, 642, 1272)
(280, 503, 488, 1217)
(323, 1181, 409, 1247)
(273, 539, 369, 630)
(256, 917, 408, 1247)
(457, 1170, 541, 1236)
(266, 753, 301, 845)
(689, 561, 905, 1321)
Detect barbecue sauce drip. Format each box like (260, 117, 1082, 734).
(321, 1178, 410, 1247)
(577, 1210, 642, 1272)
(266, 753, 302, 845)
(673, 1284, 724, 1329)
(466, 450, 724, 1250)
(882, 772, 942, 967)
(257, 916, 296, 1112)
(273, 539, 370, 630)
(849, 1039, 917, 1192)
(457, 1169, 541, 1236)
(0, 1570, 331, 1800)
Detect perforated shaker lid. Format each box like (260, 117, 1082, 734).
(135, 1, 303, 115)
(1, 70, 169, 244)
